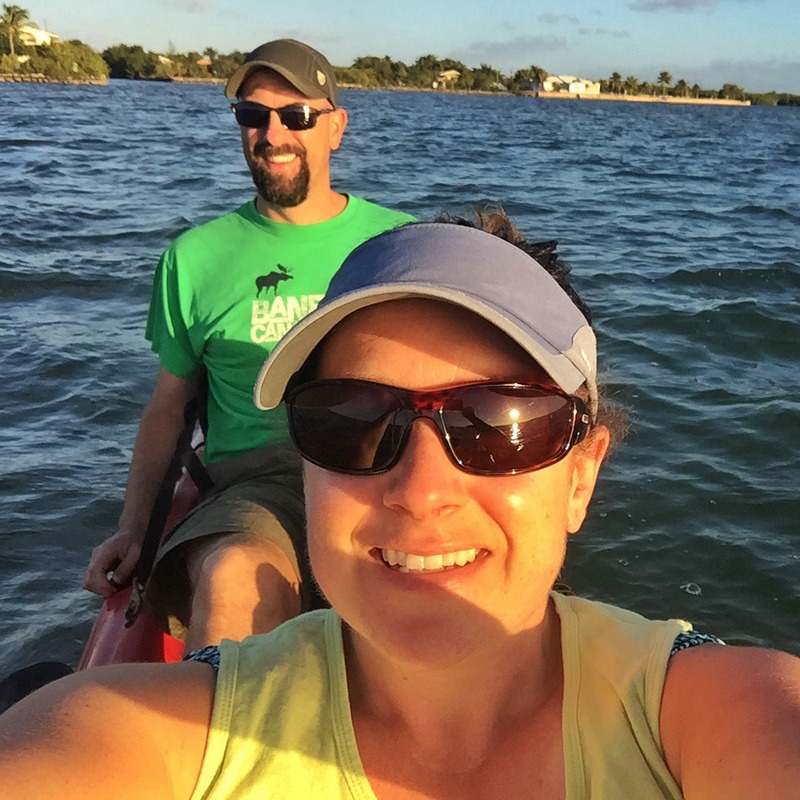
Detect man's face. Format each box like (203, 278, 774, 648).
(237, 69, 346, 210)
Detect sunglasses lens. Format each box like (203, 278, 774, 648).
(233, 105, 269, 128)
(288, 383, 406, 473)
(287, 381, 582, 476)
(443, 386, 577, 473)
(233, 103, 319, 130)
(278, 107, 315, 130)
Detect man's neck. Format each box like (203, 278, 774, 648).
(256, 189, 348, 226)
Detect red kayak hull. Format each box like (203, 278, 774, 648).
(78, 470, 202, 669)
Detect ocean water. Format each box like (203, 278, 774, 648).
(0, 82, 798, 677)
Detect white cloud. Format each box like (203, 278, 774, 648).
(164, 0, 214, 12)
(539, 13, 580, 24)
(630, 0, 762, 10)
(451, 35, 567, 70)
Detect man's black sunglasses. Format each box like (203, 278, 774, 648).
(231, 101, 334, 131)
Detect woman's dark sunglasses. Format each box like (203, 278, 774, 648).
(231, 101, 334, 131)
(284, 380, 592, 476)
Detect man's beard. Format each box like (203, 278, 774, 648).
(249, 143, 311, 208)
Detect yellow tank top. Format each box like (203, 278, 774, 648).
(190, 594, 691, 799)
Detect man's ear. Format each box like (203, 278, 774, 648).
(327, 108, 348, 151)
(566, 425, 610, 534)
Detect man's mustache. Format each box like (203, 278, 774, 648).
(253, 142, 306, 160)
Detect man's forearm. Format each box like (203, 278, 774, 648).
(117, 396, 191, 539)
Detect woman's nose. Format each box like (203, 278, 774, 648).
(381, 419, 470, 519)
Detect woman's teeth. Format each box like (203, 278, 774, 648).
(381, 548, 478, 573)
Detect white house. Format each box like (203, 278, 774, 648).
(432, 69, 460, 89)
(17, 24, 59, 47)
(542, 75, 601, 95)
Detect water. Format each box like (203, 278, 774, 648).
(1, 82, 798, 676)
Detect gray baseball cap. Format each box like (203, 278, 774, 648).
(225, 38, 338, 105)
(254, 222, 598, 418)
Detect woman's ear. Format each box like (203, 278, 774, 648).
(566, 425, 611, 534)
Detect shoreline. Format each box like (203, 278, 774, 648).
(0, 73, 107, 86)
(528, 90, 750, 107)
(0, 74, 751, 105)
(341, 84, 751, 106)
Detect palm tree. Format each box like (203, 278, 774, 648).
(623, 75, 639, 95)
(673, 79, 689, 98)
(657, 70, 672, 96)
(1, 4, 30, 60)
(512, 64, 548, 91)
(609, 72, 623, 94)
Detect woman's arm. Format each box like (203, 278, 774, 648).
(661, 644, 800, 799)
(0, 660, 214, 800)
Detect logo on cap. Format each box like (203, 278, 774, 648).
(316, 70, 326, 86)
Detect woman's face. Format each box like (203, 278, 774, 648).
(304, 298, 608, 667)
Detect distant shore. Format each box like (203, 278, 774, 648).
(529, 90, 750, 107)
(0, 73, 107, 86)
(0, 74, 751, 105)
(341, 84, 752, 106)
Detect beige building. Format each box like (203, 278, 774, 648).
(17, 24, 59, 47)
(542, 75, 601, 95)
(433, 69, 460, 88)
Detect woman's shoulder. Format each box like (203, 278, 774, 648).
(660, 644, 800, 797)
(0, 659, 215, 799)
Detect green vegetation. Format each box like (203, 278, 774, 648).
(598, 71, 799, 105)
(1, 3, 27, 59)
(100, 42, 244, 81)
(1, 4, 107, 80)
(1, 12, 798, 105)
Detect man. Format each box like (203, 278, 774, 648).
(82, 38, 414, 650)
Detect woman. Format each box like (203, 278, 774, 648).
(1, 216, 798, 799)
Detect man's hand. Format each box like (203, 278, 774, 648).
(82, 528, 143, 597)
(81, 368, 197, 598)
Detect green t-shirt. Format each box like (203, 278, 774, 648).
(146, 196, 414, 463)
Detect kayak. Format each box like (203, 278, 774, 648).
(0, 457, 202, 713)
(0, 383, 215, 715)
(77, 469, 200, 669)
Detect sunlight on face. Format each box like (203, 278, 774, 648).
(303, 298, 606, 668)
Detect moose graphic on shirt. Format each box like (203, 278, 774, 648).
(255, 264, 293, 297)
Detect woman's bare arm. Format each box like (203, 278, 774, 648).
(0, 660, 214, 800)
(661, 644, 800, 799)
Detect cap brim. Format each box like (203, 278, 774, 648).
(254, 284, 594, 410)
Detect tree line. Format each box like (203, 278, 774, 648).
(1, 8, 798, 105)
(0, 4, 106, 80)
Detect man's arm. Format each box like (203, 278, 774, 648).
(83, 367, 197, 596)
(661, 643, 800, 798)
(0, 661, 213, 800)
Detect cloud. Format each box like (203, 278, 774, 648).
(451, 35, 567, 69)
(577, 28, 630, 38)
(622, 56, 799, 92)
(164, 0, 215, 11)
(630, 0, 760, 10)
(700, 57, 800, 92)
(539, 13, 580, 24)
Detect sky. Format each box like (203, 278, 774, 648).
(23, 0, 800, 93)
